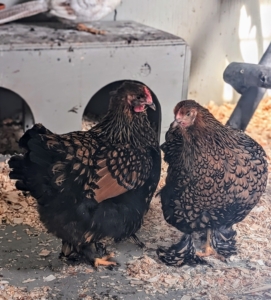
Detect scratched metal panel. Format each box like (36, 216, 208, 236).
(0, 21, 190, 143)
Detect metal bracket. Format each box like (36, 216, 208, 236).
(224, 42, 271, 131)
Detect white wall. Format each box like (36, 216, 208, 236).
(106, 0, 271, 105)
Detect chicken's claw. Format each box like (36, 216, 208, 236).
(130, 234, 145, 248)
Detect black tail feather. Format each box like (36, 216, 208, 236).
(8, 156, 25, 181)
(211, 226, 237, 258)
(8, 124, 53, 194)
(15, 180, 29, 191)
(9, 172, 25, 180)
(8, 155, 24, 168)
(19, 123, 52, 149)
(157, 234, 208, 267)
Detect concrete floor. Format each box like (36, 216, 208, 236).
(1, 224, 269, 300)
(0, 225, 185, 299)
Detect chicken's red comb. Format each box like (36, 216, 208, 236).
(144, 86, 152, 104)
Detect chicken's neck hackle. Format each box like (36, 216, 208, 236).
(170, 104, 251, 171)
(179, 106, 233, 146)
(91, 102, 157, 149)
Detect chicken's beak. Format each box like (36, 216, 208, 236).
(148, 102, 156, 111)
(172, 119, 178, 128)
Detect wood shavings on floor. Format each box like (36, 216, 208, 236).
(0, 284, 50, 300)
(0, 162, 45, 231)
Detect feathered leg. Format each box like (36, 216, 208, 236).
(157, 234, 208, 267)
(59, 241, 81, 262)
(82, 243, 116, 268)
(60, 241, 117, 267)
(61, 240, 73, 257)
(211, 226, 237, 258)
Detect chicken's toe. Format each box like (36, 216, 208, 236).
(94, 253, 116, 268)
(196, 246, 226, 262)
(196, 245, 216, 257)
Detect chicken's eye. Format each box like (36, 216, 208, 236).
(186, 111, 190, 116)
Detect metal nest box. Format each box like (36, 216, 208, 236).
(0, 21, 191, 143)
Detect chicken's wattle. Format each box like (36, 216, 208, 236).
(134, 105, 145, 112)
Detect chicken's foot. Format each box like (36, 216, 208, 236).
(94, 252, 117, 267)
(157, 234, 209, 267)
(196, 229, 226, 262)
(76, 23, 106, 35)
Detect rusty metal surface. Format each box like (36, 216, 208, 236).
(0, 21, 184, 50)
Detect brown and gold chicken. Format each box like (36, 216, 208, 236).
(157, 100, 268, 266)
(8, 82, 161, 267)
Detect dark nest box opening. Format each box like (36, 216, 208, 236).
(82, 80, 161, 141)
(0, 88, 34, 154)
